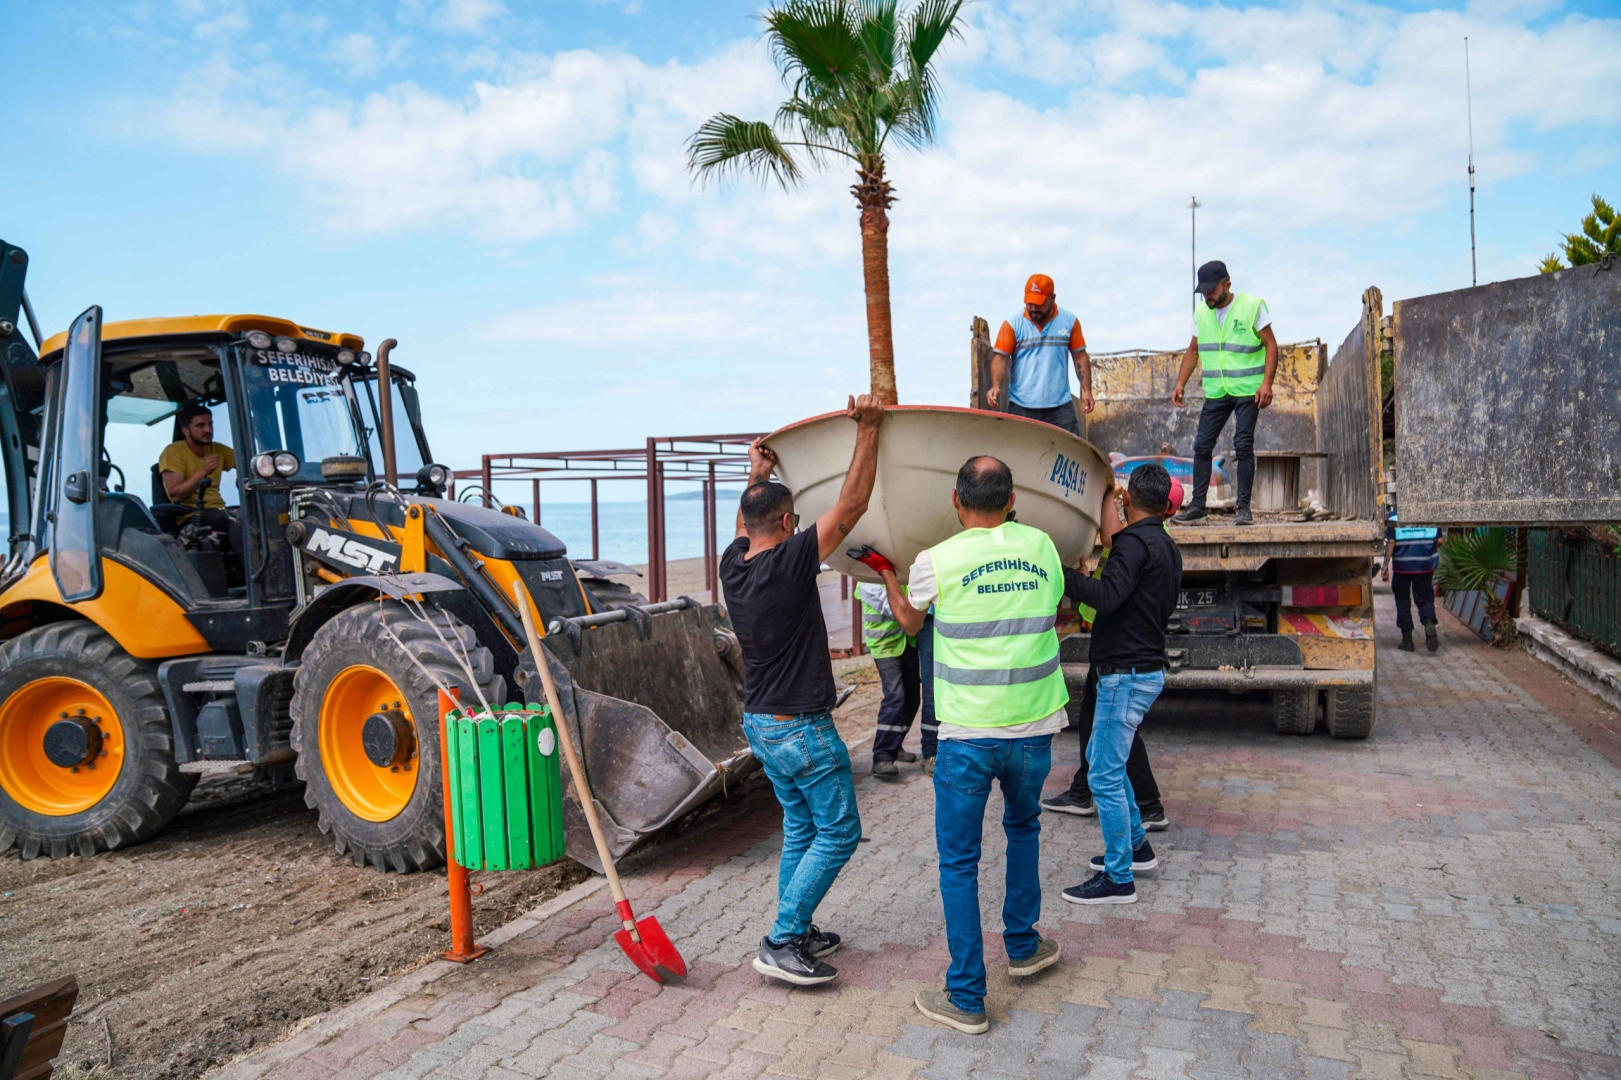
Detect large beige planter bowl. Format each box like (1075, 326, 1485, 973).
(766, 405, 1111, 584)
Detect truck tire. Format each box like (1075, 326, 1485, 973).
(291, 602, 503, 873)
(1272, 688, 1318, 735)
(0, 622, 195, 859)
(1326, 684, 1376, 739)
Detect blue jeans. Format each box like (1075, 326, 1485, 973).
(1087, 671, 1166, 882)
(933, 734, 1053, 1014)
(742, 711, 862, 943)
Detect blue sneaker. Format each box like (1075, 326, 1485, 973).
(1062, 871, 1137, 906)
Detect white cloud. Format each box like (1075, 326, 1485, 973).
(139, 0, 1621, 403)
(329, 32, 382, 77)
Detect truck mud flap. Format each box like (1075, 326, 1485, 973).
(517, 599, 755, 872)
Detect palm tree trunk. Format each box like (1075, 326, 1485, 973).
(854, 156, 898, 405)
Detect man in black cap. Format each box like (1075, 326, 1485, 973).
(1169, 261, 1279, 527)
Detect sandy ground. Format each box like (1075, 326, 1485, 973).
(0, 650, 885, 1080)
(0, 775, 590, 1080)
(635, 555, 848, 606)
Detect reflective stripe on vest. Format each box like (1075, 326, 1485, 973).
(1194, 292, 1266, 398)
(1003, 308, 1081, 409)
(859, 594, 909, 659)
(929, 521, 1069, 728)
(1391, 524, 1440, 574)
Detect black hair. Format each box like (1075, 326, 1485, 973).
(1128, 462, 1172, 516)
(172, 402, 213, 442)
(956, 456, 1014, 512)
(741, 481, 795, 533)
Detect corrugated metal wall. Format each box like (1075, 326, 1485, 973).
(1528, 530, 1621, 658)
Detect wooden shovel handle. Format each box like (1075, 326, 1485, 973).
(512, 581, 633, 924)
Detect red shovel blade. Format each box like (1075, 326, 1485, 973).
(613, 909, 687, 985)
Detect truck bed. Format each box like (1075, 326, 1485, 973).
(1167, 515, 1383, 571)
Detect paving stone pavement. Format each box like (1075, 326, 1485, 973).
(221, 588, 1621, 1080)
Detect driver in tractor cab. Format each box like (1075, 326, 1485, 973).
(159, 403, 240, 551)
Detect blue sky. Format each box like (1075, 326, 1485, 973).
(4, 0, 1617, 506)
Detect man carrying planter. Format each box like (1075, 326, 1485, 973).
(863, 456, 1067, 1035)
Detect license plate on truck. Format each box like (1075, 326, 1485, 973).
(1177, 589, 1216, 608)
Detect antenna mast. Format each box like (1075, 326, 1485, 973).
(1465, 36, 1477, 287)
(1189, 196, 1200, 330)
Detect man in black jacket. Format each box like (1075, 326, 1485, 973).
(1059, 463, 1182, 905)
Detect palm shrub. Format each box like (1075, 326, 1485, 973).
(1436, 528, 1520, 644)
(687, 0, 966, 405)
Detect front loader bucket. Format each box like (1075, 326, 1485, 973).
(516, 599, 755, 872)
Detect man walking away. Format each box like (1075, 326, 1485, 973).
(855, 581, 923, 777)
(1062, 464, 1182, 905)
(870, 457, 1066, 1035)
(1170, 261, 1280, 527)
(1384, 507, 1441, 652)
(985, 274, 1093, 435)
(720, 394, 885, 987)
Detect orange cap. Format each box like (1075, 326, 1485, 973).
(1024, 274, 1055, 305)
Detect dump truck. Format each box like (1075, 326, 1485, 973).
(970, 290, 1389, 737)
(0, 238, 751, 870)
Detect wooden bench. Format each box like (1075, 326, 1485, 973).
(0, 977, 78, 1080)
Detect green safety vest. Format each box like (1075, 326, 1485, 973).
(859, 588, 911, 659)
(929, 521, 1069, 728)
(1195, 292, 1267, 398)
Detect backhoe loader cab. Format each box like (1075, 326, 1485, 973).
(0, 239, 752, 870)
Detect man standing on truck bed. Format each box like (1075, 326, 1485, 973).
(1170, 261, 1280, 527)
(720, 394, 884, 988)
(986, 274, 1093, 435)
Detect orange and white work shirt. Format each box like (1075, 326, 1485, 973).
(994, 308, 1086, 409)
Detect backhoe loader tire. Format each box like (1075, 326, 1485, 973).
(0, 622, 195, 859)
(1272, 688, 1318, 736)
(291, 602, 503, 873)
(1326, 684, 1376, 739)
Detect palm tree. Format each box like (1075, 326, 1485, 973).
(686, 0, 965, 405)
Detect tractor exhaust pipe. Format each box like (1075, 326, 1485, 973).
(376, 339, 399, 489)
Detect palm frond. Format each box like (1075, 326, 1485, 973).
(685, 114, 804, 189)
(854, 0, 900, 86)
(896, 0, 962, 143)
(766, 0, 864, 95)
(1436, 529, 1518, 594)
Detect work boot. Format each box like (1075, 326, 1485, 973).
(1172, 507, 1209, 525)
(1233, 507, 1254, 525)
(915, 989, 989, 1034)
(1424, 621, 1440, 652)
(872, 760, 899, 778)
(1400, 629, 1415, 651)
(922, 756, 936, 777)
(896, 749, 919, 763)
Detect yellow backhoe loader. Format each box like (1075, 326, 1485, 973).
(0, 239, 752, 872)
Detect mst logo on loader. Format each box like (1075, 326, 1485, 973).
(302, 526, 399, 573)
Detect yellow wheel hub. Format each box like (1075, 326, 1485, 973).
(319, 665, 419, 822)
(0, 677, 125, 816)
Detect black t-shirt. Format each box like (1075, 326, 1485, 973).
(719, 525, 836, 715)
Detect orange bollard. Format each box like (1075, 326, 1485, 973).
(439, 687, 489, 963)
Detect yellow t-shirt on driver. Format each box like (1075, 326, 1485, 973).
(158, 441, 236, 509)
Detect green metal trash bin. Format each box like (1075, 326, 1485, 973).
(445, 702, 567, 871)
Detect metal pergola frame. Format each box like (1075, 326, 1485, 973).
(450, 433, 764, 603)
